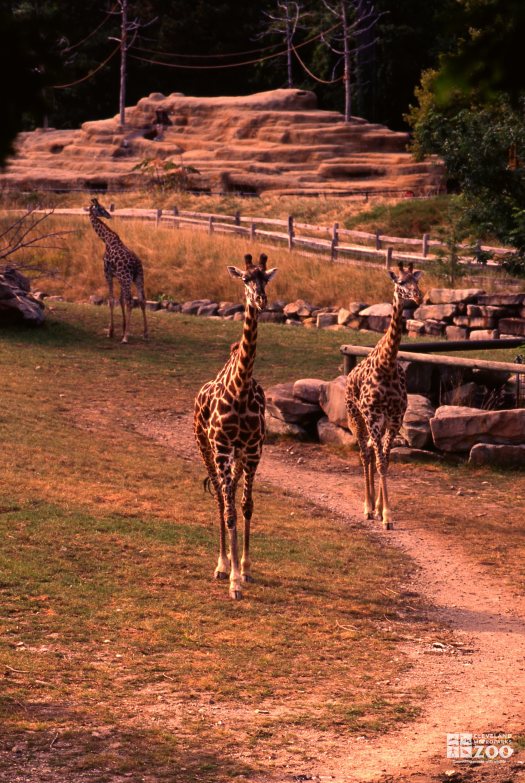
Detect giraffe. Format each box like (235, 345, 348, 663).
(194, 253, 278, 600)
(345, 261, 423, 530)
(88, 198, 148, 343)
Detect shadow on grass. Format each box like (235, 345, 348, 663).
(0, 696, 252, 783)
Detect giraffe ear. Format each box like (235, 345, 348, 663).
(412, 270, 423, 281)
(387, 270, 398, 283)
(227, 265, 244, 279)
(265, 267, 278, 282)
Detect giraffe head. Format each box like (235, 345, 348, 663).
(388, 262, 423, 305)
(227, 253, 278, 312)
(89, 198, 111, 220)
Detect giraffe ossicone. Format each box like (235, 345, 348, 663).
(345, 260, 423, 530)
(194, 253, 278, 600)
(88, 198, 148, 344)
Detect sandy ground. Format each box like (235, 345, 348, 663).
(139, 410, 525, 783)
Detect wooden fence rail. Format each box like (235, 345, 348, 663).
(33, 206, 513, 269)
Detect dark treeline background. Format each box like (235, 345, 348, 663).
(1, 0, 458, 134)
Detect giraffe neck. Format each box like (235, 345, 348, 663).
(89, 212, 119, 246)
(227, 302, 258, 396)
(373, 293, 404, 370)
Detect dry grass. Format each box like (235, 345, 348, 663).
(0, 209, 488, 307)
(0, 304, 430, 781)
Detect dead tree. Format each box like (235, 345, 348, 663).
(258, 1, 308, 89)
(321, 0, 382, 122)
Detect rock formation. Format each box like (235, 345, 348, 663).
(1, 89, 442, 196)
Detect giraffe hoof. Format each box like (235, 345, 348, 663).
(121, 338, 128, 344)
(214, 570, 229, 581)
(229, 588, 243, 600)
(241, 573, 254, 583)
(382, 521, 394, 531)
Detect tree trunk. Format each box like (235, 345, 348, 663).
(342, 1, 351, 122)
(119, 0, 128, 129)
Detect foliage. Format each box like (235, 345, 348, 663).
(131, 157, 200, 192)
(432, 199, 469, 286)
(407, 68, 525, 261)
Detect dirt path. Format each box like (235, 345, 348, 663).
(141, 412, 525, 783)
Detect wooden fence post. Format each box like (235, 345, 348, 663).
(331, 222, 339, 261)
(422, 233, 429, 257)
(364, 191, 369, 203)
(109, 203, 115, 212)
(375, 229, 382, 250)
(234, 210, 241, 226)
(208, 216, 214, 234)
(156, 208, 162, 227)
(250, 223, 256, 241)
(385, 247, 393, 268)
(287, 215, 294, 250)
(172, 206, 179, 228)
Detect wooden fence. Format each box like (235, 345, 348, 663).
(43, 206, 513, 269)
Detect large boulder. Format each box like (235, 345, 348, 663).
(319, 375, 349, 429)
(0, 267, 45, 325)
(265, 411, 309, 440)
(468, 443, 525, 466)
(413, 304, 457, 321)
(497, 318, 525, 337)
(425, 288, 485, 304)
(317, 417, 356, 448)
(399, 360, 434, 395)
(400, 394, 435, 449)
(293, 378, 325, 405)
(359, 303, 392, 333)
(430, 406, 525, 452)
(265, 382, 321, 425)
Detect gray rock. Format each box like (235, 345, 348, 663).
(259, 311, 285, 323)
(469, 329, 499, 340)
(89, 294, 105, 306)
(166, 301, 182, 312)
(264, 411, 309, 440)
(0, 268, 45, 325)
(413, 304, 457, 321)
(181, 299, 212, 315)
(197, 303, 219, 317)
(348, 301, 368, 315)
(233, 311, 244, 321)
(266, 300, 285, 313)
(283, 299, 314, 318)
(266, 382, 321, 425)
(445, 325, 469, 340)
(358, 303, 391, 333)
(293, 378, 325, 405)
(316, 312, 338, 328)
(476, 293, 525, 306)
(498, 318, 525, 337)
(406, 318, 425, 336)
(218, 302, 243, 317)
(468, 443, 525, 466)
(317, 417, 356, 447)
(423, 319, 444, 337)
(359, 302, 392, 317)
(285, 318, 303, 326)
(430, 406, 525, 452)
(400, 394, 435, 449)
(337, 307, 353, 325)
(146, 300, 162, 311)
(319, 375, 348, 429)
(426, 288, 485, 304)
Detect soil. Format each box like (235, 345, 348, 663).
(138, 410, 525, 783)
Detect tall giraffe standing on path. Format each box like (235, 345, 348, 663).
(194, 253, 278, 600)
(345, 262, 423, 530)
(88, 198, 148, 343)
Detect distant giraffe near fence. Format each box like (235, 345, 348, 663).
(88, 198, 148, 343)
(194, 253, 278, 600)
(345, 261, 423, 529)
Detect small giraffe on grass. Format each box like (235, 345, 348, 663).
(88, 198, 148, 343)
(194, 253, 278, 600)
(345, 261, 423, 530)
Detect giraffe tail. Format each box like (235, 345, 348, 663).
(203, 477, 215, 496)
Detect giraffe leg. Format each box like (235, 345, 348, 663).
(136, 275, 149, 340)
(240, 459, 259, 583)
(215, 449, 242, 600)
(120, 284, 133, 343)
(195, 428, 229, 578)
(349, 411, 374, 519)
(106, 275, 115, 338)
(371, 440, 392, 530)
(376, 426, 400, 529)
